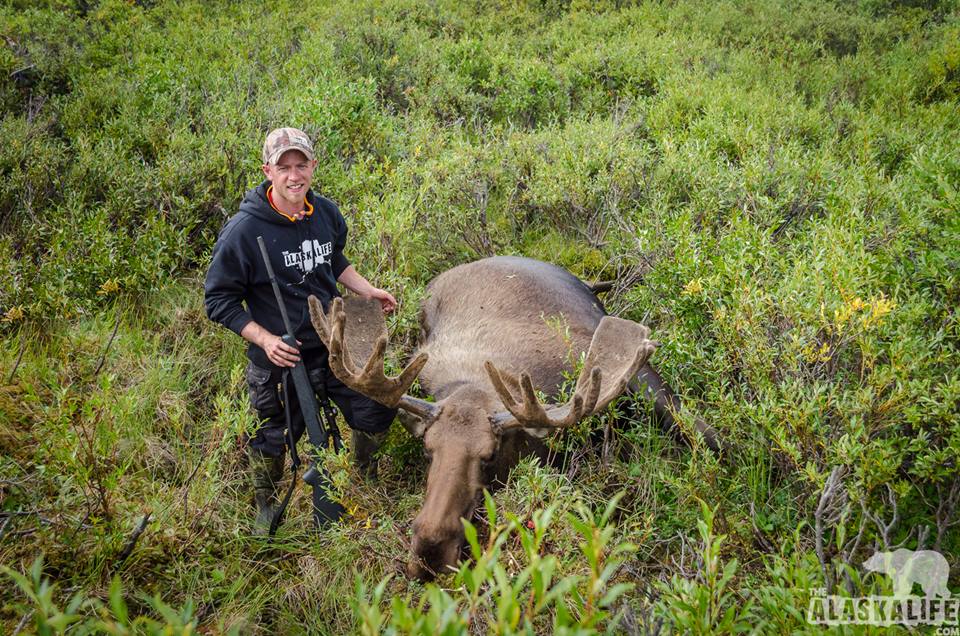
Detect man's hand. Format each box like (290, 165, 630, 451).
(261, 333, 301, 367)
(240, 321, 301, 367)
(337, 265, 397, 313)
(367, 287, 397, 313)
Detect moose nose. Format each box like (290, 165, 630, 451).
(411, 514, 463, 546)
(408, 535, 462, 581)
(409, 516, 465, 580)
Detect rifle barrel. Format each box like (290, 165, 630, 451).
(256, 236, 296, 339)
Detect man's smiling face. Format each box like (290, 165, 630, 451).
(262, 149, 317, 211)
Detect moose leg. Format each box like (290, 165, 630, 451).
(629, 364, 721, 453)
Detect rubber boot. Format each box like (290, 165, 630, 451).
(248, 450, 284, 535)
(352, 430, 388, 480)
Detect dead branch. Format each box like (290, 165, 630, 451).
(589, 280, 616, 294)
(92, 307, 122, 378)
(115, 511, 151, 567)
(814, 466, 847, 593)
(914, 525, 930, 551)
(7, 332, 25, 384)
(839, 511, 867, 596)
(935, 477, 960, 552)
(601, 415, 613, 468)
(748, 502, 776, 554)
(180, 458, 204, 524)
(8, 63, 36, 78)
(12, 610, 32, 636)
(863, 484, 898, 550)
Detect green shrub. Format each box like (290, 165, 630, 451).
(1, 0, 958, 632)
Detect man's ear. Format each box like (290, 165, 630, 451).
(262, 163, 272, 178)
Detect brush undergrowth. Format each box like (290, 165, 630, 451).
(2, 0, 959, 633)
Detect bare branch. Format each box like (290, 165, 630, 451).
(863, 485, 899, 550)
(93, 306, 122, 378)
(115, 511, 151, 567)
(840, 511, 867, 596)
(12, 610, 32, 636)
(935, 477, 960, 552)
(814, 466, 848, 593)
(7, 331, 25, 384)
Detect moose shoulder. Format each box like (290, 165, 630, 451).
(309, 256, 718, 579)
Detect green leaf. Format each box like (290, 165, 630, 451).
(599, 582, 634, 607)
(484, 489, 497, 528)
(463, 518, 481, 560)
(109, 577, 129, 626)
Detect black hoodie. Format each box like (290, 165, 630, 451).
(204, 181, 350, 369)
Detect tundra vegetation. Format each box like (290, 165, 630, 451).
(0, 0, 958, 633)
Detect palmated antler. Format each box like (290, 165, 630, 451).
(486, 316, 656, 430)
(308, 295, 439, 422)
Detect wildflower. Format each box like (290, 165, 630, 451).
(2, 305, 24, 323)
(682, 277, 704, 296)
(862, 293, 895, 329)
(803, 341, 831, 363)
(98, 278, 120, 296)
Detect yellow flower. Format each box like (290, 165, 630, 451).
(862, 294, 895, 329)
(682, 277, 703, 296)
(98, 278, 120, 296)
(2, 305, 24, 323)
(816, 342, 831, 362)
(802, 341, 831, 364)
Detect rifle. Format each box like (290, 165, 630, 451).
(256, 236, 344, 531)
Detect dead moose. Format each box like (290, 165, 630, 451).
(309, 256, 718, 579)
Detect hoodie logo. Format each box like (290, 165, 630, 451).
(282, 240, 332, 273)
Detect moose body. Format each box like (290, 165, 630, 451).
(417, 257, 603, 401)
(310, 256, 716, 579)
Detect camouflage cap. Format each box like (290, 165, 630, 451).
(262, 127, 315, 164)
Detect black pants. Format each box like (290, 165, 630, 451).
(245, 351, 396, 458)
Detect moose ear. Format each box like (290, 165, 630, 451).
(397, 410, 429, 438)
(487, 411, 553, 438)
(520, 425, 553, 439)
(396, 396, 442, 437)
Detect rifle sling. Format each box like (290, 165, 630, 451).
(269, 367, 340, 536)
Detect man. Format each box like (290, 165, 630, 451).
(204, 127, 397, 532)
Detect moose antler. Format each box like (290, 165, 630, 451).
(486, 316, 656, 430)
(308, 295, 439, 421)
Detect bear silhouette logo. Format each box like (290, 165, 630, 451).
(863, 549, 951, 598)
